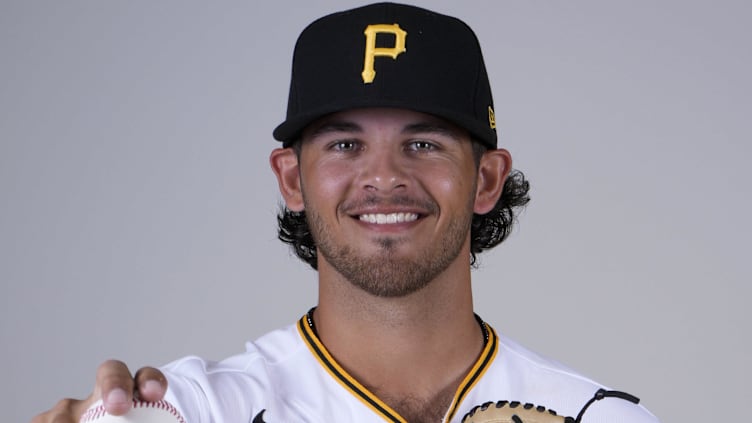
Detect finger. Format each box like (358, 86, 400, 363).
(30, 398, 79, 423)
(95, 359, 134, 416)
(134, 367, 167, 402)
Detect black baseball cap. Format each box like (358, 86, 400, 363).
(273, 2, 498, 148)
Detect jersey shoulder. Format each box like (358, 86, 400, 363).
(161, 323, 306, 422)
(462, 329, 660, 423)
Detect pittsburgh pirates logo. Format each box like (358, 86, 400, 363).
(361, 24, 407, 83)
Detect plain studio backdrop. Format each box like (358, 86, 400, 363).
(1, 1, 749, 422)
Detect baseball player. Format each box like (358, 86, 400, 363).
(33, 3, 660, 423)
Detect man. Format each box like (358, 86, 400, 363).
(33, 3, 659, 422)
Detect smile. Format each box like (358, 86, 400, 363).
(359, 212, 419, 224)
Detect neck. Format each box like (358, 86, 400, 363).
(313, 254, 484, 421)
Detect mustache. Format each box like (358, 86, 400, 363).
(340, 195, 438, 214)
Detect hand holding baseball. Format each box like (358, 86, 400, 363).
(30, 360, 167, 423)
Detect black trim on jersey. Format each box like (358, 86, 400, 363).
(297, 309, 499, 423)
(298, 317, 405, 423)
(443, 321, 498, 421)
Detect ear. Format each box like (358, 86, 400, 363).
(473, 148, 512, 215)
(269, 147, 305, 212)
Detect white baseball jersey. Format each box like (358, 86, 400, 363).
(162, 311, 659, 422)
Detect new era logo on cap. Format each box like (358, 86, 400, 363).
(273, 2, 498, 149)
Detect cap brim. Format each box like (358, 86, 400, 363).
(273, 100, 496, 149)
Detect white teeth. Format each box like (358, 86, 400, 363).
(359, 212, 419, 224)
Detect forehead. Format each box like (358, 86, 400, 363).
(301, 107, 471, 141)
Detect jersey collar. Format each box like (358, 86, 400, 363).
(297, 308, 499, 423)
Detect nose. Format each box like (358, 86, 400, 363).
(358, 148, 408, 193)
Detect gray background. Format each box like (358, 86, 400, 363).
(2, 1, 749, 422)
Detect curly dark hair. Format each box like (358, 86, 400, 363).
(277, 141, 530, 270)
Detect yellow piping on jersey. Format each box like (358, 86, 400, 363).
(297, 314, 499, 423)
(298, 317, 407, 422)
(443, 324, 498, 422)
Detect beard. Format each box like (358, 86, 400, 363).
(305, 195, 474, 298)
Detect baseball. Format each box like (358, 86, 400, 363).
(79, 399, 186, 423)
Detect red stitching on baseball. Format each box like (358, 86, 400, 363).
(79, 399, 186, 423)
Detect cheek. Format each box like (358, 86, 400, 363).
(300, 159, 354, 207)
(425, 164, 477, 206)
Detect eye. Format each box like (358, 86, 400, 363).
(406, 140, 438, 152)
(329, 140, 359, 152)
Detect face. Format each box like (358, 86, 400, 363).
(274, 108, 498, 297)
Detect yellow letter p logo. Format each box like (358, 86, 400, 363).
(361, 24, 407, 84)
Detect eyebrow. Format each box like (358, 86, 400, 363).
(306, 119, 462, 141)
(401, 122, 462, 141)
(307, 122, 363, 139)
